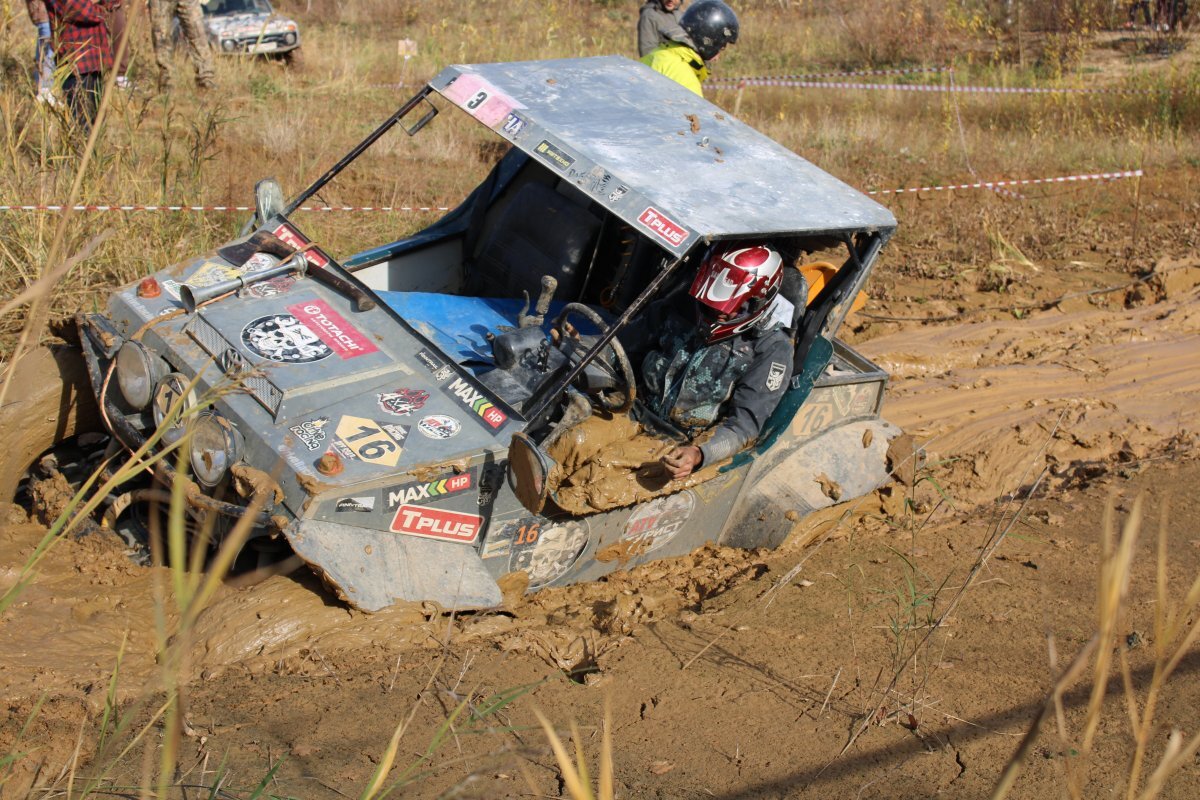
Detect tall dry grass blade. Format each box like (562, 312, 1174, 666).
(990, 635, 1100, 800)
(598, 699, 614, 800)
(1137, 727, 1200, 800)
(533, 708, 592, 800)
(0, 230, 112, 318)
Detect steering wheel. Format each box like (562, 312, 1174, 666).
(554, 303, 636, 414)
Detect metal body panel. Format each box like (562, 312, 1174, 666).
(429, 57, 896, 252)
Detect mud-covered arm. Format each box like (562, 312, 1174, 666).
(698, 333, 794, 466)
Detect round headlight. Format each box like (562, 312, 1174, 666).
(152, 372, 197, 429)
(222, 39, 236, 52)
(190, 412, 243, 487)
(116, 341, 167, 410)
(284, 32, 296, 45)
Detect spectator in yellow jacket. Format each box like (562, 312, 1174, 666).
(640, 0, 738, 95)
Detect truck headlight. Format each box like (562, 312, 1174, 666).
(152, 372, 196, 431)
(222, 39, 236, 52)
(284, 32, 296, 45)
(190, 412, 243, 487)
(116, 341, 168, 410)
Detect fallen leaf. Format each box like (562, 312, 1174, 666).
(796, 579, 814, 588)
(649, 760, 675, 775)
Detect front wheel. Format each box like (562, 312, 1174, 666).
(0, 345, 101, 502)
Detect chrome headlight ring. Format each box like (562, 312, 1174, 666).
(116, 341, 168, 410)
(190, 412, 244, 488)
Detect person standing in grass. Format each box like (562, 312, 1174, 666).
(149, 0, 215, 90)
(99, 0, 131, 89)
(44, 0, 113, 130)
(638, 0, 694, 58)
(640, 0, 738, 96)
(24, 0, 57, 104)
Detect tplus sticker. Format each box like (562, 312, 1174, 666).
(417, 414, 462, 440)
(390, 504, 482, 544)
(637, 207, 688, 247)
(286, 300, 378, 359)
(241, 313, 333, 363)
(377, 388, 430, 417)
(332, 416, 408, 467)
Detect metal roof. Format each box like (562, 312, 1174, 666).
(428, 56, 896, 256)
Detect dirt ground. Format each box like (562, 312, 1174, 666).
(3, 23, 1200, 798)
(1, 242, 1197, 796)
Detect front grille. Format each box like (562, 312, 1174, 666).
(186, 315, 282, 415)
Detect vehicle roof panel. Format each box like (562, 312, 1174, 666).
(429, 56, 896, 253)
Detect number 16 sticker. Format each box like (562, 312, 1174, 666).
(333, 415, 407, 467)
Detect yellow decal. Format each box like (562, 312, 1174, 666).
(334, 415, 404, 467)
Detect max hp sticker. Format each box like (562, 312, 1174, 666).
(417, 414, 461, 440)
(287, 300, 378, 359)
(534, 140, 575, 171)
(289, 416, 330, 451)
(331, 416, 408, 467)
(377, 388, 430, 417)
(241, 313, 333, 363)
(637, 207, 688, 247)
(385, 471, 473, 508)
(445, 376, 507, 429)
(390, 504, 482, 544)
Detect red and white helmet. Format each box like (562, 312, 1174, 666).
(689, 244, 784, 343)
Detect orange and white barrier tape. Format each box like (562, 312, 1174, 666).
(868, 169, 1143, 196)
(0, 170, 1142, 214)
(707, 77, 1153, 95)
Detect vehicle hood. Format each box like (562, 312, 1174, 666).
(206, 12, 294, 38)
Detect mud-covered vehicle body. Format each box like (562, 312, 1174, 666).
(200, 0, 300, 56)
(75, 57, 898, 611)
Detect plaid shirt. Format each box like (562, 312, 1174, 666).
(46, 0, 112, 76)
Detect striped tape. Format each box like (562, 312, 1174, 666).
(0, 170, 1143, 214)
(868, 169, 1143, 196)
(717, 66, 953, 82)
(0, 204, 451, 213)
(706, 77, 1152, 95)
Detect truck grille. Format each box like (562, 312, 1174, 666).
(186, 315, 283, 415)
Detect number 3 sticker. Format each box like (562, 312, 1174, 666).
(334, 415, 405, 467)
(443, 75, 517, 128)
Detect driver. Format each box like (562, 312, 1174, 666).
(543, 243, 794, 514)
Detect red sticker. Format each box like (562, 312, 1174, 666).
(287, 300, 378, 359)
(273, 224, 330, 268)
(390, 504, 483, 544)
(637, 207, 688, 247)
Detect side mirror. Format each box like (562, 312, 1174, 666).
(507, 432, 553, 515)
(254, 178, 285, 223)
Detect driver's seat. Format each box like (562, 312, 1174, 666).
(467, 182, 602, 303)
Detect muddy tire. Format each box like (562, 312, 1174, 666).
(0, 345, 101, 502)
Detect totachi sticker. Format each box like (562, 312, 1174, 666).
(241, 313, 333, 363)
(766, 362, 787, 392)
(287, 300, 378, 359)
(332, 416, 408, 467)
(637, 207, 688, 247)
(377, 388, 429, 417)
(390, 504, 482, 544)
(622, 491, 695, 555)
(417, 414, 461, 440)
